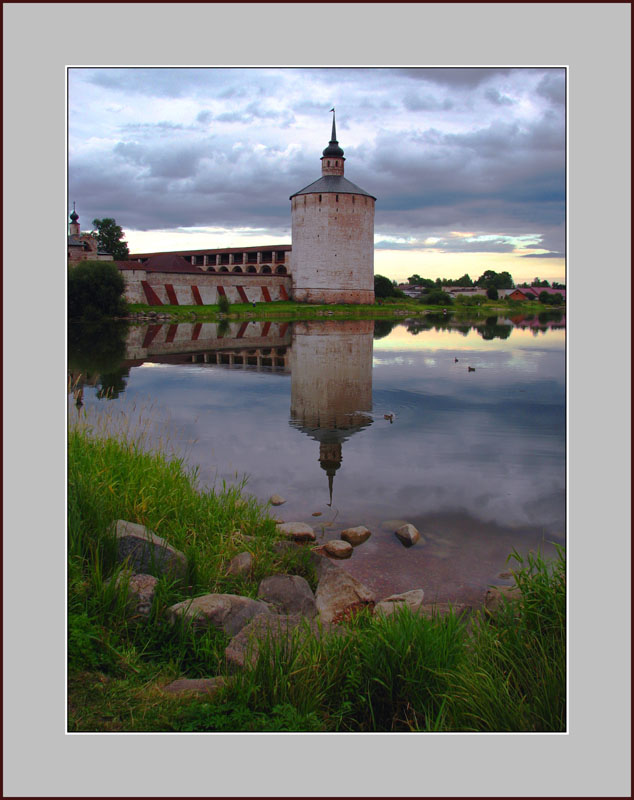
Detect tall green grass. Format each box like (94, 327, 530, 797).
(67, 417, 316, 728)
(68, 419, 293, 596)
(174, 607, 467, 732)
(443, 548, 566, 732)
(174, 551, 566, 733)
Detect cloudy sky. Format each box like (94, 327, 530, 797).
(69, 67, 566, 283)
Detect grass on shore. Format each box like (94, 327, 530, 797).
(68, 421, 566, 733)
(125, 298, 556, 323)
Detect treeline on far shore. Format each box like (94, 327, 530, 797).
(375, 269, 565, 307)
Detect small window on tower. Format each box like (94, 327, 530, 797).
(327, 161, 330, 166)
(319, 195, 322, 202)
(336, 195, 339, 202)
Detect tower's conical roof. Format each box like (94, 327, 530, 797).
(290, 175, 375, 200)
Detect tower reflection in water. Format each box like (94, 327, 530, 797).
(289, 320, 374, 505)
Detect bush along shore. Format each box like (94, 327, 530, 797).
(68, 425, 566, 732)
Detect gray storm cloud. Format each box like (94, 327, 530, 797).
(69, 67, 565, 256)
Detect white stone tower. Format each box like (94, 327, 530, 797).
(290, 111, 376, 304)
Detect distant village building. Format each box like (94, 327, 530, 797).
(75, 113, 376, 306)
(67, 204, 113, 263)
(397, 284, 423, 298)
(508, 287, 566, 302)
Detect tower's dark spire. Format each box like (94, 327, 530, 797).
(322, 108, 344, 158)
(70, 201, 79, 222)
(319, 441, 342, 507)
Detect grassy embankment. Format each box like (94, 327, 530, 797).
(126, 298, 556, 323)
(68, 420, 566, 733)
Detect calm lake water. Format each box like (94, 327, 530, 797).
(68, 312, 566, 605)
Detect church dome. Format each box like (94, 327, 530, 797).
(322, 140, 344, 158)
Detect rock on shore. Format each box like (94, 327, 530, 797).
(374, 589, 425, 617)
(225, 614, 332, 672)
(114, 572, 158, 618)
(166, 593, 270, 636)
(484, 585, 522, 613)
(319, 540, 353, 559)
(394, 523, 421, 547)
(162, 677, 226, 696)
(257, 574, 317, 618)
(276, 522, 316, 542)
(340, 526, 371, 546)
(113, 519, 188, 579)
(226, 552, 253, 578)
(315, 565, 375, 623)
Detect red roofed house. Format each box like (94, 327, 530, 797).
(508, 287, 565, 302)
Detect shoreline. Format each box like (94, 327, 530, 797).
(116, 298, 562, 324)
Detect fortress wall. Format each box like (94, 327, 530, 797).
(121, 270, 148, 303)
(291, 192, 375, 304)
(120, 269, 292, 306)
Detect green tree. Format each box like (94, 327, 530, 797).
(532, 277, 551, 288)
(407, 273, 423, 285)
(539, 291, 563, 305)
(455, 273, 474, 287)
(91, 218, 129, 260)
(476, 269, 514, 289)
(374, 275, 404, 298)
(486, 286, 499, 300)
(68, 260, 127, 319)
(498, 271, 514, 289)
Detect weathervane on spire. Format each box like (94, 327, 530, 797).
(329, 108, 337, 143)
